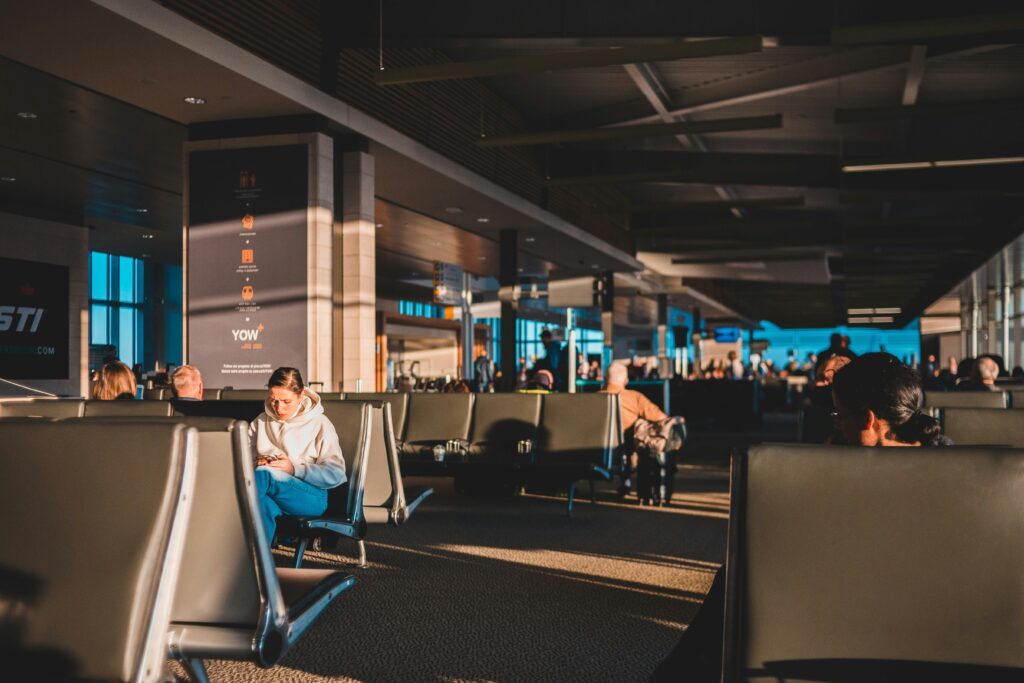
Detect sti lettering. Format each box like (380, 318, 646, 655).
(0, 306, 44, 332)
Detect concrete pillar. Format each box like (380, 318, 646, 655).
(335, 151, 376, 392)
(601, 271, 615, 370)
(461, 271, 474, 380)
(499, 229, 518, 390)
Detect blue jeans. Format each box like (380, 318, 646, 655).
(254, 467, 328, 545)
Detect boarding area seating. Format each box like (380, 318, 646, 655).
(0, 414, 359, 680)
(0, 397, 84, 418)
(718, 444, 1024, 682)
(670, 379, 761, 430)
(395, 392, 622, 515)
(0, 420, 198, 683)
(939, 407, 1024, 447)
(923, 389, 1009, 410)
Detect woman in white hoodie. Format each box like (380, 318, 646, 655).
(249, 367, 347, 544)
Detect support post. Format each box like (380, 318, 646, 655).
(335, 150, 376, 392)
(567, 307, 577, 393)
(499, 229, 518, 391)
(461, 271, 474, 381)
(602, 271, 615, 371)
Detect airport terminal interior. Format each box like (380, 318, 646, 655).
(1, 2, 1024, 682)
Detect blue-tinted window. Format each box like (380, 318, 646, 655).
(90, 252, 108, 300)
(118, 255, 135, 303)
(91, 305, 108, 344)
(89, 251, 145, 366)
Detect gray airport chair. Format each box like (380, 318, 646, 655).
(83, 399, 174, 417)
(166, 419, 356, 680)
(924, 390, 1008, 410)
(1012, 390, 1024, 408)
(143, 387, 168, 400)
(940, 407, 1024, 447)
(0, 421, 198, 683)
(721, 444, 1024, 681)
(467, 393, 542, 460)
(401, 393, 474, 456)
(360, 401, 433, 524)
(220, 389, 269, 401)
(319, 391, 344, 401)
(0, 398, 84, 418)
(533, 393, 622, 515)
(346, 392, 410, 441)
(201, 387, 223, 400)
(278, 401, 372, 568)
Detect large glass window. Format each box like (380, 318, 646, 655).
(89, 251, 145, 366)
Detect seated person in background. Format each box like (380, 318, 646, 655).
(443, 379, 471, 393)
(522, 368, 554, 393)
(249, 367, 347, 545)
(801, 355, 851, 443)
(91, 360, 137, 400)
(831, 352, 952, 447)
(169, 364, 203, 400)
(602, 363, 684, 499)
(957, 356, 1000, 391)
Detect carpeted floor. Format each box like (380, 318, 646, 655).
(189, 464, 729, 683)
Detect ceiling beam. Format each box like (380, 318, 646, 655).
(374, 35, 762, 85)
(621, 61, 746, 217)
(835, 97, 1024, 124)
(599, 196, 805, 214)
(605, 44, 1008, 127)
(670, 250, 826, 265)
(476, 113, 781, 147)
(832, 10, 1024, 45)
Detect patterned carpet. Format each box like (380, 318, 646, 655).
(183, 465, 729, 682)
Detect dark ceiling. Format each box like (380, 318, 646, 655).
(3, 0, 1024, 330)
(152, 0, 1024, 328)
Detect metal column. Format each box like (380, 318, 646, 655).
(601, 271, 615, 370)
(499, 229, 518, 391)
(461, 271, 474, 381)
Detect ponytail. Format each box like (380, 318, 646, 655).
(892, 410, 943, 446)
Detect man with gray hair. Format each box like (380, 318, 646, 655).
(170, 364, 204, 401)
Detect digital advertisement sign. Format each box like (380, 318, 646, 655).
(187, 145, 309, 389)
(0, 257, 70, 379)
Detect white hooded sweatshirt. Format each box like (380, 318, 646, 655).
(248, 388, 347, 489)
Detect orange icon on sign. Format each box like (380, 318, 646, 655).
(242, 214, 255, 230)
(242, 285, 254, 301)
(241, 249, 254, 264)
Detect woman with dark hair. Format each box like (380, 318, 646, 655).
(248, 367, 346, 544)
(831, 352, 951, 447)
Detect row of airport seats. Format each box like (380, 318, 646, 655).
(655, 444, 1024, 681)
(923, 388, 1024, 409)
(0, 397, 433, 567)
(0, 418, 357, 682)
(387, 392, 623, 516)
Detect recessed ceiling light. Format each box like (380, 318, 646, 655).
(16, 112, 37, 119)
(444, 206, 463, 214)
(476, 217, 490, 223)
(142, 233, 154, 239)
(183, 96, 206, 105)
(140, 253, 150, 258)
(591, 264, 600, 269)
(0, 176, 15, 183)
(478, 256, 487, 260)
(135, 208, 148, 214)
(431, 241, 441, 247)
(375, 223, 384, 228)
(524, 236, 536, 242)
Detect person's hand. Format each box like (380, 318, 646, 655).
(267, 456, 295, 475)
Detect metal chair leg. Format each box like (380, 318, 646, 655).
(567, 482, 576, 518)
(293, 537, 309, 568)
(589, 478, 596, 504)
(356, 539, 368, 568)
(180, 657, 209, 683)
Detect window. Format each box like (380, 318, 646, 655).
(89, 252, 145, 367)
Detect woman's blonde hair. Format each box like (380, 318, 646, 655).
(92, 360, 137, 400)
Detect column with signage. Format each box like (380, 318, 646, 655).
(185, 134, 334, 389)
